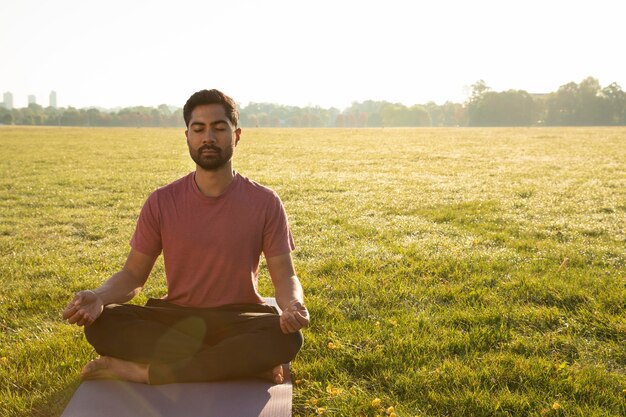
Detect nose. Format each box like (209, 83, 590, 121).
(201, 130, 217, 144)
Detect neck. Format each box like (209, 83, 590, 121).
(194, 164, 235, 197)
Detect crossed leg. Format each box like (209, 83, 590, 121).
(82, 301, 302, 385)
(80, 356, 285, 384)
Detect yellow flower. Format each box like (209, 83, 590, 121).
(308, 398, 318, 405)
(325, 384, 343, 396)
(371, 398, 381, 407)
(316, 407, 327, 414)
(386, 406, 395, 414)
(390, 413, 397, 417)
(552, 402, 561, 410)
(390, 320, 398, 326)
(327, 342, 337, 349)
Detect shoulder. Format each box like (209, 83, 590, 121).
(236, 173, 281, 202)
(158, 173, 193, 193)
(151, 173, 194, 200)
(140, 174, 193, 212)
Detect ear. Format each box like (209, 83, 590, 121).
(234, 128, 242, 146)
(185, 129, 189, 142)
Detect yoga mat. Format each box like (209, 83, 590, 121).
(61, 298, 292, 417)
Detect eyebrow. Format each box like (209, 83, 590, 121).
(190, 120, 229, 128)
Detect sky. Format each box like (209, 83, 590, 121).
(1, 0, 625, 110)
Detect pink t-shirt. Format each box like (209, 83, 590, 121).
(130, 172, 295, 308)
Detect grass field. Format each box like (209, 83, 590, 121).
(0, 126, 625, 416)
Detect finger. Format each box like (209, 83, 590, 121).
(69, 310, 86, 325)
(279, 316, 290, 334)
(66, 312, 80, 325)
(68, 309, 89, 325)
(78, 314, 93, 327)
(72, 292, 84, 304)
(294, 311, 309, 327)
(290, 301, 303, 310)
(282, 313, 301, 333)
(280, 313, 299, 334)
(62, 304, 77, 319)
(63, 293, 88, 317)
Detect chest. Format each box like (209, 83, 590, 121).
(161, 196, 266, 254)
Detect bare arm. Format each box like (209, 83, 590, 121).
(63, 248, 158, 327)
(266, 252, 309, 334)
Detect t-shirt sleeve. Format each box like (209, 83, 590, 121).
(130, 191, 163, 257)
(262, 192, 295, 258)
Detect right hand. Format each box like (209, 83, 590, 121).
(62, 290, 104, 327)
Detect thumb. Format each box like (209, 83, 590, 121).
(73, 290, 92, 306)
(74, 291, 86, 303)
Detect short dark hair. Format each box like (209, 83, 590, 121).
(183, 89, 239, 127)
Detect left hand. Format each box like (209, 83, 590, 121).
(279, 301, 309, 334)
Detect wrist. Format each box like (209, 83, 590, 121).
(87, 289, 105, 305)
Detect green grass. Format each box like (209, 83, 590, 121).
(1, 126, 625, 416)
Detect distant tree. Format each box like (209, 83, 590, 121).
(545, 77, 615, 125)
(61, 107, 82, 125)
(545, 82, 578, 125)
(257, 112, 269, 127)
(408, 105, 431, 126)
(467, 79, 535, 126)
(601, 82, 626, 125)
(440, 101, 467, 126)
(43, 106, 62, 125)
(157, 104, 171, 116)
(0, 108, 13, 124)
(246, 114, 259, 127)
(425, 102, 443, 126)
(367, 111, 383, 127)
(150, 108, 162, 126)
(469, 80, 491, 103)
(578, 77, 607, 124)
(466, 80, 489, 125)
(170, 109, 184, 127)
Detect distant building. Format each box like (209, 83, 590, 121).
(49, 91, 57, 108)
(28, 95, 37, 105)
(2, 92, 13, 110)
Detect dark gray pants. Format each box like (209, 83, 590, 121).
(84, 299, 303, 384)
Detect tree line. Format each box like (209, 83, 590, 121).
(1, 77, 624, 128)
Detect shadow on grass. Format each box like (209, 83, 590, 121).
(30, 380, 80, 417)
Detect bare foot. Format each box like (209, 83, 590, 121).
(257, 364, 284, 384)
(80, 356, 150, 384)
(272, 364, 284, 384)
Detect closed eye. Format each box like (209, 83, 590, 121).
(212, 122, 228, 131)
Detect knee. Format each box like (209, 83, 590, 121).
(84, 316, 107, 353)
(282, 330, 303, 362)
(83, 304, 123, 354)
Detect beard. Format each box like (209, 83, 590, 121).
(188, 143, 233, 171)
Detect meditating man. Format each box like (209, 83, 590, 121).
(62, 89, 308, 385)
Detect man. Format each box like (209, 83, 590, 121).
(63, 89, 308, 385)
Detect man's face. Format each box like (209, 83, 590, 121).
(185, 104, 241, 171)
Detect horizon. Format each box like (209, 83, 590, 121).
(1, 0, 625, 109)
(0, 75, 615, 112)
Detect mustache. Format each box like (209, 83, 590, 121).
(198, 145, 221, 153)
